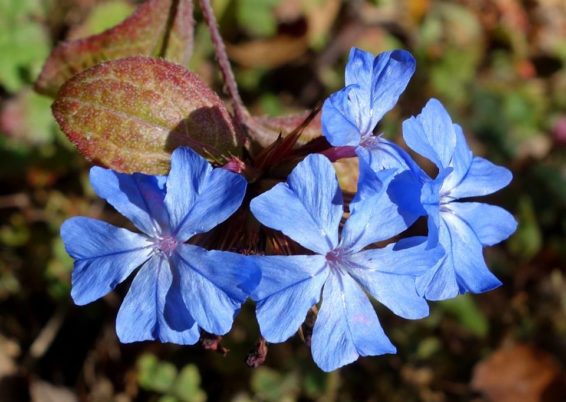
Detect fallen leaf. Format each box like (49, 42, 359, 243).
(227, 35, 309, 69)
(472, 343, 566, 402)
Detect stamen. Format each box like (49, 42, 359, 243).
(155, 236, 178, 256)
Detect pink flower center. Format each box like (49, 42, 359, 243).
(325, 249, 343, 264)
(156, 236, 178, 256)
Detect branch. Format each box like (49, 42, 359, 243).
(199, 0, 248, 129)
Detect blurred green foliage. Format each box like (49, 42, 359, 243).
(0, 0, 50, 92)
(236, 0, 281, 38)
(138, 353, 207, 402)
(1, 0, 565, 401)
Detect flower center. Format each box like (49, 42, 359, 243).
(155, 235, 178, 256)
(325, 249, 347, 274)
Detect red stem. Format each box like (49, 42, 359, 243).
(320, 146, 357, 162)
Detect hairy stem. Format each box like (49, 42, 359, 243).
(199, 0, 248, 129)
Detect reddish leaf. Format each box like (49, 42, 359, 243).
(253, 108, 320, 170)
(247, 111, 322, 148)
(472, 343, 566, 402)
(35, 0, 194, 97)
(52, 57, 243, 174)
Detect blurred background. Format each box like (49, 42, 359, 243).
(1, 0, 566, 401)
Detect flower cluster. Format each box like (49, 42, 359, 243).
(61, 48, 516, 372)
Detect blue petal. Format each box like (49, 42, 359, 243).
(416, 212, 502, 300)
(447, 202, 517, 246)
(90, 167, 168, 236)
(415, 256, 458, 300)
(349, 236, 444, 276)
(356, 136, 418, 172)
(311, 272, 396, 372)
(322, 49, 416, 147)
(61, 217, 153, 305)
(421, 168, 452, 246)
(164, 147, 247, 241)
(353, 273, 428, 319)
(367, 50, 416, 128)
(351, 157, 390, 204)
(356, 138, 428, 224)
(174, 244, 259, 335)
(322, 51, 373, 145)
(423, 202, 441, 247)
(321, 85, 364, 146)
(346, 238, 443, 319)
(341, 163, 417, 252)
(354, 49, 417, 137)
(345, 49, 416, 133)
(445, 157, 513, 200)
(250, 255, 328, 343)
(440, 124, 473, 193)
(402, 98, 457, 170)
(116, 256, 200, 344)
(250, 155, 343, 254)
(345, 47, 375, 88)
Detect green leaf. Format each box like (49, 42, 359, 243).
(52, 57, 243, 174)
(172, 365, 206, 402)
(236, 0, 281, 38)
(68, 0, 136, 39)
(137, 354, 178, 393)
(35, 0, 194, 97)
(439, 294, 489, 337)
(508, 196, 542, 260)
(251, 367, 299, 402)
(159, 397, 180, 402)
(0, 0, 50, 92)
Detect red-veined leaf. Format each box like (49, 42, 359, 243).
(52, 57, 243, 174)
(35, 0, 194, 97)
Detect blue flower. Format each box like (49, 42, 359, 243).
(249, 154, 443, 371)
(321, 48, 416, 166)
(397, 98, 518, 300)
(61, 147, 259, 344)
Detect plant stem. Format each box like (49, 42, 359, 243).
(199, 0, 248, 129)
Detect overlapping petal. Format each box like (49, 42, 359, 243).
(116, 256, 200, 344)
(321, 85, 365, 146)
(402, 98, 457, 170)
(250, 155, 343, 254)
(345, 49, 416, 135)
(340, 164, 416, 252)
(174, 244, 259, 335)
(415, 256, 458, 301)
(311, 272, 396, 372)
(344, 47, 375, 88)
(366, 50, 416, 127)
(440, 124, 473, 192)
(61, 217, 153, 305)
(356, 136, 417, 172)
(346, 238, 443, 318)
(164, 147, 247, 241)
(251, 255, 328, 343)
(416, 213, 502, 300)
(90, 167, 168, 236)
